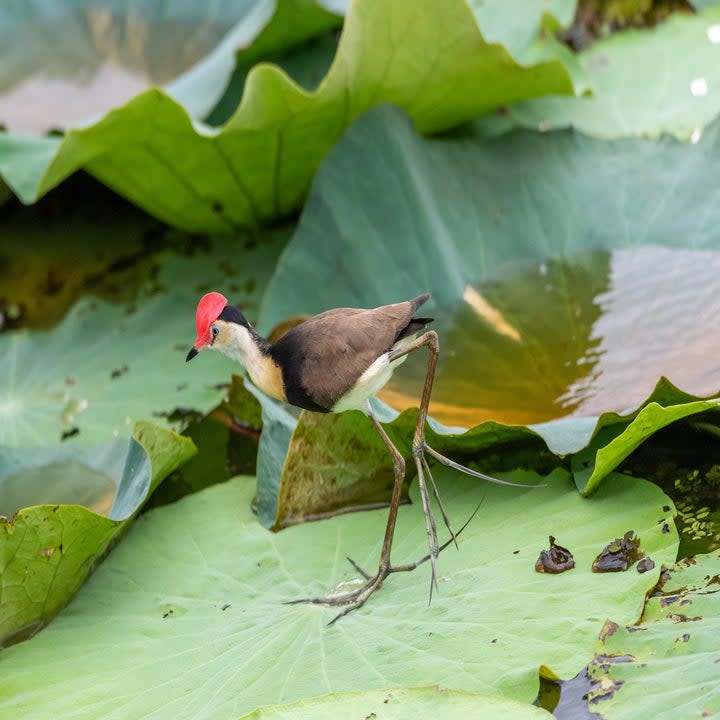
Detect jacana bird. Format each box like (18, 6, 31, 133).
(186, 291, 523, 620)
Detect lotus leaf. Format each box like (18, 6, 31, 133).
(0, 468, 677, 716)
(237, 686, 553, 719)
(0, 0, 581, 231)
(583, 550, 720, 718)
(474, 4, 720, 140)
(0, 421, 195, 647)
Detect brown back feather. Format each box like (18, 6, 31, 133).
(269, 295, 431, 411)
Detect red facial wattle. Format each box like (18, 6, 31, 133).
(186, 292, 227, 362)
(193, 291, 228, 348)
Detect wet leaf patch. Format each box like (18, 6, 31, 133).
(0, 234, 284, 447)
(581, 550, 720, 718)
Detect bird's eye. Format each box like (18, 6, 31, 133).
(211, 325, 219, 340)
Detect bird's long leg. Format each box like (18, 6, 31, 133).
(387, 331, 535, 492)
(286, 409, 454, 623)
(284, 410, 409, 620)
(289, 330, 534, 622)
(388, 331, 448, 576)
(289, 332, 466, 621)
(384, 331, 535, 575)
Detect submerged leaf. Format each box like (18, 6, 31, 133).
(0, 469, 677, 715)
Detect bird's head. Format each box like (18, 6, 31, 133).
(186, 291, 240, 362)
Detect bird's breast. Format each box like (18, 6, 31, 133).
(249, 357, 287, 403)
(331, 352, 407, 413)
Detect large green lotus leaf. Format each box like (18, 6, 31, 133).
(0, 233, 284, 447)
(238, 687, 552, 719)
(0, 469, 677, 716)
(473, 4, 720, 141)
(259, 104, 720, 328)
(0, 0, 580, 231)
(256, 105, 720, 504)
(0, 421, 195, 648)
(210, 0, 583, 125)
(582, 551, 720, 718)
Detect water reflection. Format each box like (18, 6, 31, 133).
(381, 246, 720, 426)
(1, 461, 117, 518)
(0, 3, 238, 135)
(562, 245, 720, 416)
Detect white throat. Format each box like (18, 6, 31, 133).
(216, 323, 268, 388)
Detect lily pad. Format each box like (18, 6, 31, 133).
(473, 4, 720, 140)
(0, 421, 195, 647)
(583, 550, 720, 718)
(0, 468, 677, 715)
(0, 0, 580, 231)
(238, 686, 553, 719)
(0, 233, 285, 447)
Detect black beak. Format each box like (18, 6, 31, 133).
(186, 347, 199, 362)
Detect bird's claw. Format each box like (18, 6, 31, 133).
(286, 566, 391, 625)
(286, 497, 483, 623)
(345, 555, 372, 580)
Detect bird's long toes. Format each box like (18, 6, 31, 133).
(286, 568, 389, 616)
(424, 444, 536, 488)
(420, 451, 459, 550)
(326, 580, 383, 625)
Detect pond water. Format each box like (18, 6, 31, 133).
(381, 245, 720, 427)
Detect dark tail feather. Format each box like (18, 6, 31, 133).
(397, 316, 433, 342)
(410, 293, 431, 312)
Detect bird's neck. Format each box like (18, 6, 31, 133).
(223, 324, 285, 401)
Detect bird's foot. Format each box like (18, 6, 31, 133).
(287, 446, 522, 625)
(287, 525, 471, 624)
(286, 563, 394, 625)
(422, 444, 533, 488)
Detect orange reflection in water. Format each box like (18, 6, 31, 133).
(381, 246, 720, 427)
